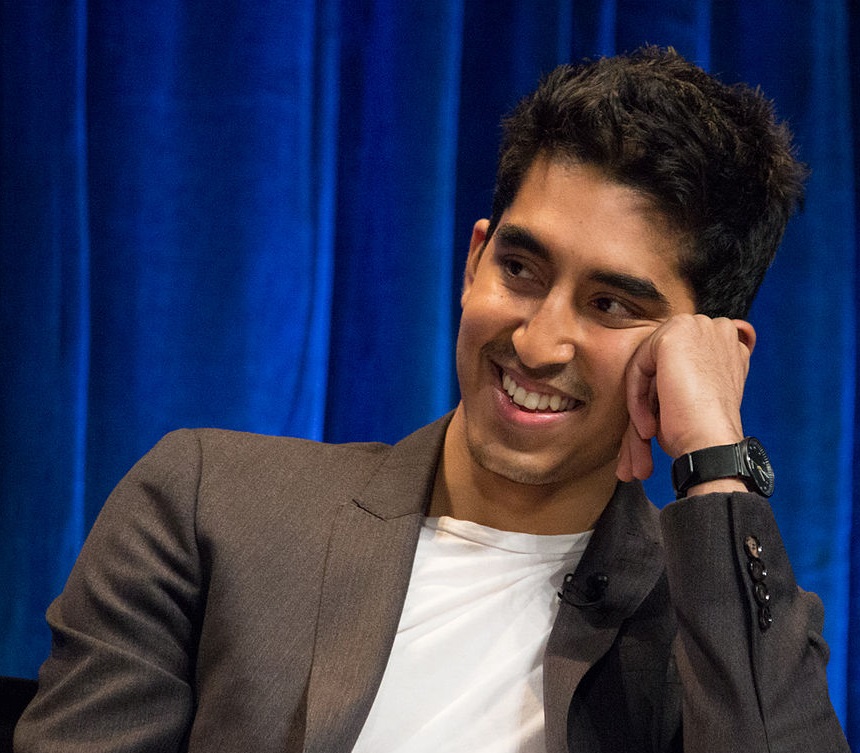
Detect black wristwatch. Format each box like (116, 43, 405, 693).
(671, 437, 775, 499)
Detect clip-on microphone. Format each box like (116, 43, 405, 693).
(559, 572, 609, 609)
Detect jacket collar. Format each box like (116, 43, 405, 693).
(351, 415, 451, 519)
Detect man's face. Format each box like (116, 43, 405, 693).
(454, 157, 697, 490)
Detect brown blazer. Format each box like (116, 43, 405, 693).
(15, 415, 849, 752)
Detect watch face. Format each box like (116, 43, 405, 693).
(745, 438, 775, 497)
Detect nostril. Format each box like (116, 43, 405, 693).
(512, 324, 576, 369)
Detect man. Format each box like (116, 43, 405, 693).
(15, 47, 850, 752)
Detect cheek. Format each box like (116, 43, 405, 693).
(455, 299, 490, 375)
(582, 332, 650, 408)
(455, 306, 484, 359)
(456, 308, 496, 385)
(460, 285, 518, 341)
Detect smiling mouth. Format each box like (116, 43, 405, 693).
(501, 370, 581, 412)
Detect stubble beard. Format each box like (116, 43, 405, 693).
(470, 449, 560, 487)
(463, 420, 573, 487)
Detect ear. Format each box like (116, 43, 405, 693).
(462, 219, 490, 305)
(733, 319, 757, 355)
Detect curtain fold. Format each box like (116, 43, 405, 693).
(1, 0, 856, 744)
(324, 0, 464, 443)
(0, 0, 90, 678)
(849, 3, 860, 743)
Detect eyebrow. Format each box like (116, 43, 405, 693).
(589, 270, 670, 307)
(495, 223, 552, 261)
(495, 222, 671, 308)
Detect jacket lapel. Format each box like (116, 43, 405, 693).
(543, 481, 665, 753)
(301, 417, 450, 753)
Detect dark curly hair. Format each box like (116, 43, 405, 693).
(488, 46, 807, 318)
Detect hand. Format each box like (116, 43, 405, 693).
(616, 314, 756, 482)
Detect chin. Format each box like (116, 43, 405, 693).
(467, 438, 571, 487)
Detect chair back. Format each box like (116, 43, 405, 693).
(0, 676, 38, 753)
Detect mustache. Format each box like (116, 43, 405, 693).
(481, 340, 593, 402)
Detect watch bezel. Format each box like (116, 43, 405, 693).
(742, 437, 775, 497)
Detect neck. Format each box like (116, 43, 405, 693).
(429, 409, 618, 535)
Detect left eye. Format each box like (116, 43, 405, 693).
(593, 297, 635, 317)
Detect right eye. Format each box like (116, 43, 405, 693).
(501, 257, 537, 281)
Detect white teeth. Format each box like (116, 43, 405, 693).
(502, 372, 574, 412)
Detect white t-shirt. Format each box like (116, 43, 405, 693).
(352, 515, 592, 753)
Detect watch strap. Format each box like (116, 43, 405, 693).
(672, 442, 743, 499)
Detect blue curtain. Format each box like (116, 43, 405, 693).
(2, 0, 857, 744)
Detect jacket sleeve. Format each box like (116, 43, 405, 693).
(14, 430, 204, 753)
(659, 491, 849, 753)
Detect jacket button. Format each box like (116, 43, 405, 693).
(748, 559, 767, 582)
(744, 535, 762, 559)
(743, 534, 772, 631)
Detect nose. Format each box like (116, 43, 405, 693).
(511, 294, 577, 369)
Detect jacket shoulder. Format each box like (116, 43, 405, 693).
(143, 428, 397, 514)
(148, 416, 451, 521)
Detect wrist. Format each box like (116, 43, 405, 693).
(672, 428, 744, 459)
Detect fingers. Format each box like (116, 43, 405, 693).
(622, 314, 754, 462)
(617, 420, 655, 482)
